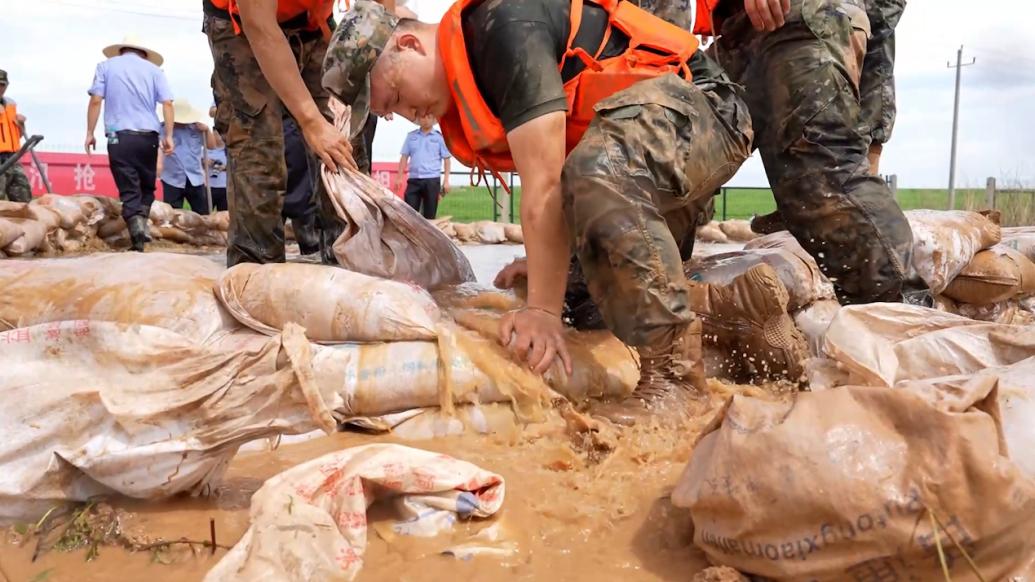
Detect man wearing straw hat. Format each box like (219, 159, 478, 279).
(86, 35, 175, 252)
(158, 99, 219, 214)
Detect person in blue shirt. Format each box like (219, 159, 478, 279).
(158, 100, 219, 214)
(85, 35, 175, 251)
(396, 115, 451, 219)
(206, 134, 228, 212)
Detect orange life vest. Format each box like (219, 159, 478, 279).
(437, 0, 700, 173)
(693, 0, 721, 36)
(0, 101, 21, 154)
(210, 0, 335, 37)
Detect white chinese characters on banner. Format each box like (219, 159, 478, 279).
(74, 163, 96, 191)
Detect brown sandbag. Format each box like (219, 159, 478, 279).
(152, 224, 194, 244)
(717, 219, 756, 242)
(673, 385, 1035, 581)
(0, 218, 24, 250)
(2, 218, 46, 255)
(93, 196, 122, 220)
(25, 205, 61, 231)
(942, 245, 1035, 305)
(97, 216, 127, 239)
(320, 100, 474, 290)
(32, 194, 86, 229)
(687, 248, 835, 312)
(452, 222, 478, 243)
(696, 221, 729, 243)
(905, 209, 1001, 294)
(172, 208, 206, 231)
(0, 201, 32, 218)
(205, 210, 230, 232)
(954, 300, 1035, 325)
(1001, 226, 1035, 263)
(149, 200, 176, 226)
(474, 220, 507, 244)
(504, 223, 524, 244)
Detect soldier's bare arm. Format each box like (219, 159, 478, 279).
(238, 0, 356, 171)
(498, 110, 572, 376)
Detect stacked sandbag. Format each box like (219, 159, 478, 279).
(0, 252, 239, 342)
(716, 219, 757, 242)
(0, 201, 46, 256)
(941, 243, 1035, 305)
(906, 209, 1001, 294)
(430, 217, 525, 245)
(695, 221, 729, 243)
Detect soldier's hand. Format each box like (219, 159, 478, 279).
(745, 0, 790, 31)
(84, 134, 96, 155)
(494, 257, 528, 289)
(302, 117, 358, 172)
(499, 307, 573, 376)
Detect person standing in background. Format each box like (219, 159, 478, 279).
(396, 114, 450, 220)
(159, 99, 218, 214)
(86, 35, 175, 252)
(206, 128, 229, 212)
(0, 70, 32, 203)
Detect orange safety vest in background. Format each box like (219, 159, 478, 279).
(693, 0, 721, 36)
(0, 101, 22, 154)
(437, 0, 700, 173)
(210, 0, 335, 37)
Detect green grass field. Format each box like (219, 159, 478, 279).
(438, 185, 1035, 226)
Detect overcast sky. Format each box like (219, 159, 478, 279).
(5, 0, 1034, 188)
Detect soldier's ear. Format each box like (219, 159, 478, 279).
(395, 32, 426, 56)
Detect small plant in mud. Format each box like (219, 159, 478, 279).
(9, 502, 229, 564)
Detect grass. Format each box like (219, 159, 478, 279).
(439, 185, 1035, 226)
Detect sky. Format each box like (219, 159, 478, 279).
(4, 0, 1034, 188)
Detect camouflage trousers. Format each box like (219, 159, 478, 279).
(0, 154, 31, 202)
(860, 0, 906, 171)
(710, 0, 913, 303)
(206, 15, 346, 266)
(562, 73, 752, 347)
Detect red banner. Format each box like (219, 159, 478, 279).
(19, 153, 407, 199)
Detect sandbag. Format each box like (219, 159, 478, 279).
(172, 208, 206, 231)
(1001, 226, 1035, 263)
(717, 219, 756, 242)
(321, 101, 474, 290)
(687, 248, 835, 312)
(905, 209, 1001, 294)
(943, 244, 1035, 304)
(452, 222, 477, 242)
(504, 223, 524, 244)
(205, 210, 230, 232)
(792, 299, 841, 357)
(696, 221, 729, 243)
(193, 230, 228, 246)
(93, 195, 122, 219)
(474, 220, 507, 244)
(0, 321, 338, 523)
(822, 303, 1035, 387)
(25, 205, 61, 231)
(151, 224, 194, 244)
(0, 253, 238, 342)
(216, 262, 441, 343)
(1, 218, 46, 255)
(0, 201, 30, 218)
(32, 194, 86, 229)
(205, 444, 505, 582)
(0, 218, 23, 250)
(69, 195, 106, 225)
(149, 200, 176, 226)
(673, 385, 1035, 581)
(97, 216, 127, 239)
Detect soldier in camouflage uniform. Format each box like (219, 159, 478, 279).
(703, 0, 914, 304)
(203, 4, 351, 266)
(323, 1, 814, 420)
(0, 70, 33, 203)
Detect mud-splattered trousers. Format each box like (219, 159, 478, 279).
(0, 155, 31, 202)
(562, 68, 752, 347)
(859, 0, 906, 167)
(206, 15, 347, 266)
(709, 0, 913, 303)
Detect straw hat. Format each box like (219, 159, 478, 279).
(172, 99, 206, 125)
(103, 35, 164, 67)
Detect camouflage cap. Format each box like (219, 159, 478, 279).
(0, 70, 8, 85)
(322, 0, 400, 109)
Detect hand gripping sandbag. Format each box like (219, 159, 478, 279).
(205, 444, 505, 582)
(0, 321, 337, 523)
(215, 262, 441, 343)
(321, 100, 475, 290)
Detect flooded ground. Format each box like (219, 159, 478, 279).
(0, 242, 756, 581)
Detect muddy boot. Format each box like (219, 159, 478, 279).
(592, 320, 708, 426)
(290, 216, 320, 255)
(750, 211, 787, 235)
(127, 215, 151, 252)
(689, 264, 808, 381)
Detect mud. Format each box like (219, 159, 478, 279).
(0, 381, 787, 582)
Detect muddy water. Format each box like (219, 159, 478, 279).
(0, 382, 782, 582)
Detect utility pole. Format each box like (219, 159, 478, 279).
(946, 45, 976, 210)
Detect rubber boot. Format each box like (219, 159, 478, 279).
(688, 263, 808, 381)
(750, 211, 787, 235)
(127, 215, 151, 252)
(592, 319, 708, 426)
(291, 216, 320, 255)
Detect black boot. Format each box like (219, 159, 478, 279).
(127, 215, 151, 252)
